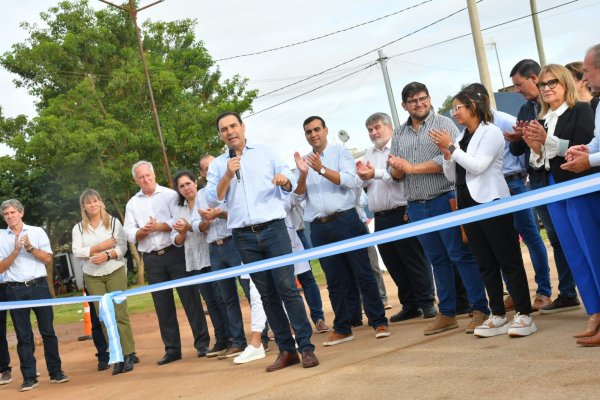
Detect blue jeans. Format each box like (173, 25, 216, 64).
(529, 171, 578, 298)
(296, 269, 325, 324)
(6, 279, 62, 379)
(188, 268, 232, 347)
(407, 191, 489, 317)
(208, 238, 247, 348)
(233, 219, 314, 353)
(505, 177, 552, 297)
(310, 208, 387, 334)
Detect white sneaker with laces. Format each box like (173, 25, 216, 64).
(508, 313, 537, 337)
(233, 344, 266, 365)
(473, 314, 509, 338)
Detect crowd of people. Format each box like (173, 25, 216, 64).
(1, 43, 600, 392)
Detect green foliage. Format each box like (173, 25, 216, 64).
(0, 0, 256, 247)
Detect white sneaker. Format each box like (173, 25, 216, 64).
(508, 313, 538, 337)
(473, 314, 509, 338)
(233, 344, 266, 365)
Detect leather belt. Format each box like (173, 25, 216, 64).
(311, 208, 354, 225)
(5, 276, 46, 287)
(504, 172, 527, 182)
(233, 219, 281, 233)
(374, 205, 406, 218)
(209, 236, 233, 246)
(149, 244, 175, 256)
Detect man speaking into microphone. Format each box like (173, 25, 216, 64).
(205, 111, 318, 372)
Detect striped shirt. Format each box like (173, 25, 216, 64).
(389, 110, 461, 201)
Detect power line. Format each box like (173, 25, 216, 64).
(256, 2, 477, 100)
(387, 0, 581, 59)
(214, 0, 433, 62)
(245, 62, 378, 118)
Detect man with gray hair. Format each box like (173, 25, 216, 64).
(124, 161, 210, 365)
(356, 112, 436, 322)
(0, 199, 69, 391)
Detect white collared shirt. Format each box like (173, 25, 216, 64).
(0, 224, 52, 282)
(171, 201, 210, 272)
(123, 184, 178, 253)
(357, 141, 407, 212)
(191, 188, 232, 244)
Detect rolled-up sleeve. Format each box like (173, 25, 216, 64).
(113, 219, 128, 260)
(72, 224, 90, 259)
(338, 149, 358, 189)
(123, 200, 139, 244)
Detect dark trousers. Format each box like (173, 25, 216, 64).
(6, 279, 62, 379)
(144, 246, 209, 355)
(296, 269, 325, 324)
(188, 268, 231, 347)
(457, 187, 532, 316)
(87, 290, 109, 363)
(374, 208, 435, 310)
(310, 208, 387, 334)
(233, 219, 314, 354)
(209, 239, 247, 348)
(0, 284, 10, 373)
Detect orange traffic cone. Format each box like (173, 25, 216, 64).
(77, 290, 93, 341)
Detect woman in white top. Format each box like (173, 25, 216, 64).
(429, 87, 535, 339)
(72, 189, 136, 374)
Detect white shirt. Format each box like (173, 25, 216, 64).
(123, 184, 178, 252)
(0, 224, 52, 282)
(192, 187, 232, 244)
(72, 217, 128, 277)
(356, 141, 407, 212)
(588, 106, 600, 167)
(172, 201, 210, 272)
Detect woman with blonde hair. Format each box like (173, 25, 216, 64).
(522, 64, 600, 344)
(72, 189, 137, 374)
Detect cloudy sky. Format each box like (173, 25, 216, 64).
(1, 0, 598, 165)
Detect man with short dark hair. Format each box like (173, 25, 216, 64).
(294, 115, 390, 345)
(206, 111, 318, 372)
(124, 160, 210, 365)
(388, 82, 490, 335)
(508, 60, 580, 314)
(357, 112, 436, 322)
(0, 199, 69, 392)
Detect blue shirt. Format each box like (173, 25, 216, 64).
(191, 187, 232, 243)
(296, 144, 357, 222)
(0, 224, 53, 282)
(588, 107, 600, 167)
(491, 108, 526, 176)
(205, 143, 297, 230)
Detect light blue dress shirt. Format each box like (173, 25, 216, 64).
(205, 143, 297, 230)
(296, 144, 357, 222)
(491, 108, 526, 176)
(587, 107, 600, 167)
(191, 187, 232, 243)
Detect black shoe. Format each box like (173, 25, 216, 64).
(49, 371, 70, 384)
(206, 343, 228, 358)
(196, 347, 209, 358)
(20, 378, 39, 392)
(129, 352, 140, 364)
(98, 360, 110, 371)
(422, 305, 438, 319)
(112, 362, 124, 375)
(157, 353, 182, 366)
(122, 355, 134, 373)
(390, 308, 423, 322)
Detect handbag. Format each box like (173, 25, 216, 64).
(448, 198, 468, 244)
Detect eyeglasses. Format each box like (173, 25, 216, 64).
(406, 95, 429, 106)
(536, 79, 559, 90)
(451, 104, 467, 114)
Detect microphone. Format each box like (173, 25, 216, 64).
(228, 148, 241, 182)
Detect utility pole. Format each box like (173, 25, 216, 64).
(377, 49, 400, 129)
(466, 0, 496, 108)
(100, 0, 173, 188)
(530, 0, 547, 67)
(487, 39, 505, 89)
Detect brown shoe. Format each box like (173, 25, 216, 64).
(532, 294, 551, 312)
(504, 295, 515, 312)
(574, 315, 600, 338)
(576, 328, 600, 346)
(301, 350, 319, 368)
(323, 331, 354, 346)
(465, 310, 489, 334)
(315, 319, 330, 333)
(266, 351, 300, 372)
(375, 325, 391, 339)
(424, 313, 458, 336)
(217, 346, 245, 360)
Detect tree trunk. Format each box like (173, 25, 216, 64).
(110, 197, 145, 285)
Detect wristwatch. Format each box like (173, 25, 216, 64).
(26, 246, 34, 253)
(318, 167, 326, 175)
(448, 144, 457, 154)
(105, 251, 111, 261)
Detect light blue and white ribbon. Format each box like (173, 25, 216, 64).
(99, 292, 124, 364)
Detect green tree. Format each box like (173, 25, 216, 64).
(0, 0, 256, 283)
